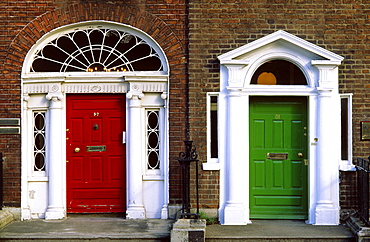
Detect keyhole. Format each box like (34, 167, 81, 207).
(94, 124, 99, 130)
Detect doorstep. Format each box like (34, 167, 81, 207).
(0, 217, 174, 241)
(206, 220, 355, 241)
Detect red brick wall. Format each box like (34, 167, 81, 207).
(0, 0, 188, 208)
(188, 0, 370, 210)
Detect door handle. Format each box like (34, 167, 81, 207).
(298, 152, 304, 158)
(74, 147, 81, 153)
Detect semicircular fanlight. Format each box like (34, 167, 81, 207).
(31, 28, 163, 72)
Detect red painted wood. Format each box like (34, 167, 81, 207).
(66, 94, 126, 213)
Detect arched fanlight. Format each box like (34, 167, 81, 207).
(31, 27, 163, 72)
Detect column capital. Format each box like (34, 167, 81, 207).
(127, 92, 144, 100)
(46, 92, 63, 109)
(23, 94, 30, 102)
(220, 60, 249, 87)
(311, 60, 341, 90)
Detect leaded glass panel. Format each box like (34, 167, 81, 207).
(31, 28, 163, 72)
(34, 111, 46, 171)
(147, 110, 160, 169)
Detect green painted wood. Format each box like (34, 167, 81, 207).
(249, 96, 308, 219)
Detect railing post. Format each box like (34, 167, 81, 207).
(356, 157, 370, 225)
(178, 140, 199, 219)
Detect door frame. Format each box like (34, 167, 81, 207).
(21, 74, 169, 220)
(217, 31, 343, 225)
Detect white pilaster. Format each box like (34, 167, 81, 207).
(126, 88, 146, 219)
(21, 94, 31, 220)
(45, 92, 65, 220)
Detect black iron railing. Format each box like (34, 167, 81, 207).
(356, 157, 370, 225)
(178, 140, 199, 219)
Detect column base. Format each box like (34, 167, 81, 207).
(223, 203, 250, 225)
(21, 208, 31, 220)
(126, 205, 146, 219)
(45, 207, 65, 220)
(314, 205, 339, 225)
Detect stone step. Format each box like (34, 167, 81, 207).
(0, 218, 173, 242)
(0, 218, 356, 242)
(205, 220, 356, 242)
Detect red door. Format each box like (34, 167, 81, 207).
(66, 94, 126, 213)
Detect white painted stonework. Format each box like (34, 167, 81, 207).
(20, 21, 169, 220)
(217, 30, 344, 225)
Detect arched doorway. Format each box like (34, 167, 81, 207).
(21, 21, 169, 220)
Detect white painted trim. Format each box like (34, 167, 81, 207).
(203, 92, 220, 171)
(339, 94, 355, 171)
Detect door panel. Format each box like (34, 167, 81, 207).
(67, 94, 126, 213)
(249, 96, 308, 219)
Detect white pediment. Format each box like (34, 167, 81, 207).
(217, 30, 344, 89)
(218, 30, 343, 63)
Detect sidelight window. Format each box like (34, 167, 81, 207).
(33, 111, 46, 171)
(340, 94, 354, 171)
(203, 93, 220, 170)
(147, 110, 160, 170)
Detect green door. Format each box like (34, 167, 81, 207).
(249, 96, 308, 219)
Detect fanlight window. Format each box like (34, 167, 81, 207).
(251, 60, 307, 85)
(31, 27, 163, 72)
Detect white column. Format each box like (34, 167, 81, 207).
(45, 92, 65, 220)
(314, 89, 340, 225)
(126, 90, 146, 219)
(223, 88, 249, 225)
(160, 92, 169, 219)
(219, 60, 249, 225)
(312, 60, 341, 225)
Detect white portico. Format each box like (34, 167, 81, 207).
(216, 30, 347, 225)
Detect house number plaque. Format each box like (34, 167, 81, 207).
(267, 153, 288, 160)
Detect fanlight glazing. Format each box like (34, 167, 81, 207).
(31, 27, 163, 72)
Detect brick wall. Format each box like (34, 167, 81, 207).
(2, 0, 369, 213)
(188, 0, 370, 210)
(0, 0, 188, 208)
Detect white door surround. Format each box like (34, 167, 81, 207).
(217, 30, 344, 225)
(20, 21, 169, 220)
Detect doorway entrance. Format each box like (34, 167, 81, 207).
(249, 96, 308, 219)
(66, 94, 126, 213)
